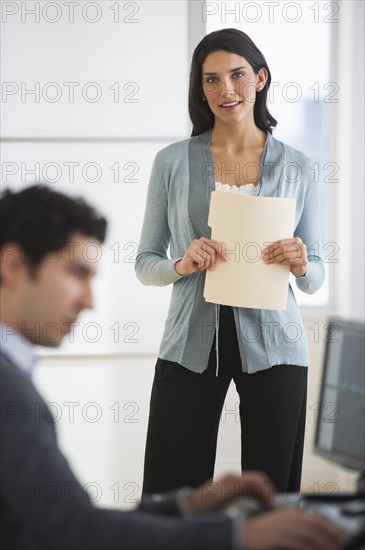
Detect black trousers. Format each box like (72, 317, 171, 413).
(142, 306, 308, 495)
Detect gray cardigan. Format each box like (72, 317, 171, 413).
(135, 128, 325, 374)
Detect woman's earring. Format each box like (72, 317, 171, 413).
(202, 96, 206, 101)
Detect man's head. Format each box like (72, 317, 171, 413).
(0, 185, 107, 346)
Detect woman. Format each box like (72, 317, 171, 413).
(135, 28, 324, 494)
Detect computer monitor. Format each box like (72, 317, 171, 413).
(314, 319, 365, 472)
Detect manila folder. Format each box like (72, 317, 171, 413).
(203, 191, 296, 310)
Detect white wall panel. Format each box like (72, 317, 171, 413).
(1, 1, 189, 137)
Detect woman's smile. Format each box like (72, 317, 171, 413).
(219, 100, 242, 111)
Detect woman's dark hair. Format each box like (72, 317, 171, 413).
(188, 28, 277, 136)
(0, 184, 107, 272)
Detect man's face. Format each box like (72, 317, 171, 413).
(19, 233, 99, 346)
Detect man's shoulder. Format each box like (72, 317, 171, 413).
(1, 351, 28, 378)
(0, 352, 44, 404)
(1, 351, 24, 381)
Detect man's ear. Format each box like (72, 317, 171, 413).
(0, 243, 27, 287)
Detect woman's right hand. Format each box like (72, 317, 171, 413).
(175, 237, 227, 276)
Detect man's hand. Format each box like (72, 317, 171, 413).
(184, 471, 274, 514)
(243, 506, 348, 550)
(184, 472, 348, 550)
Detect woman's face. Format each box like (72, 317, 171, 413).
(201, 50, 267, 126)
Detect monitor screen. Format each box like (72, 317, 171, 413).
(314, 319, 365, 471)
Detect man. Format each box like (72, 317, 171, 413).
(0, 185, 347, 549)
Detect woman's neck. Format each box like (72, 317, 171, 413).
(210, 120, 266, 152)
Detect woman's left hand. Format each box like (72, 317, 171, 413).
(262, 237, 308, 277)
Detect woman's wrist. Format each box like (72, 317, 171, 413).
(174, 259, 186, 276)
(295, 266, 307, 277)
